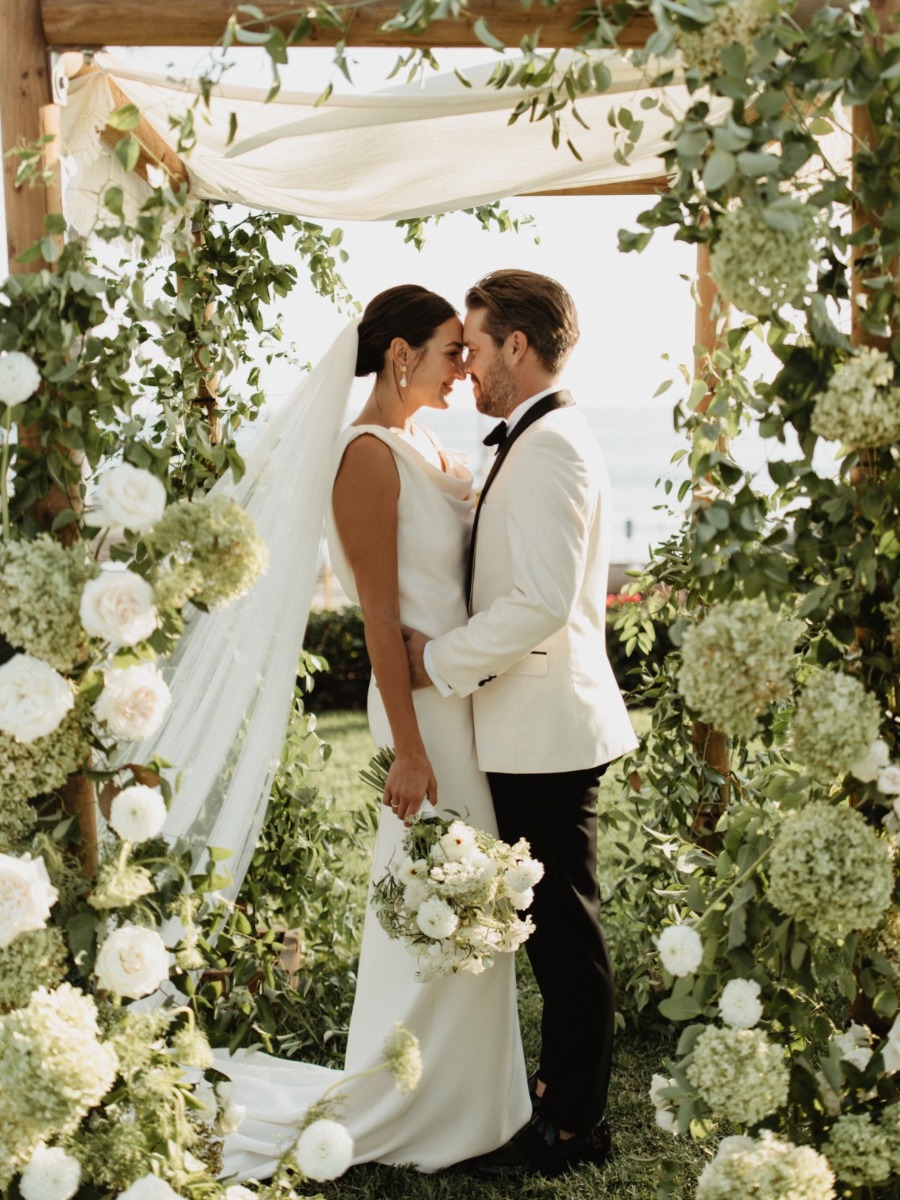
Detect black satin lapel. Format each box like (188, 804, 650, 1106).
(466, 391, 573, 609)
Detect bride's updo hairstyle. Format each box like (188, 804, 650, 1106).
(355, 285, 457, 378)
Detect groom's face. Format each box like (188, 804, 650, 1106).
(463, 308, 516, 418)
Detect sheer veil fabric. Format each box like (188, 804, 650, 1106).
(120, 318, 361, 897)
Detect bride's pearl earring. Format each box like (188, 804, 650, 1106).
(399, 366, 408, 388)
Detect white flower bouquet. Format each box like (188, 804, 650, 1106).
(363, 749, 543, 981)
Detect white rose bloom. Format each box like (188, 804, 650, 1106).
(93, 462, 166, 532)
(719, 978, 763, 1029)
(294, 1119, 354, 1181)
(850, 739, 891, 782)
(0, 653, 74, 743)
(655, 924, 704, 977)
(20, 1144, 81, 1200)
(439, 820, 478, 862)
(95, 662, 171, 740)
(0, 351, 41, 406)
(225, 1188, 257, 1200)
(109, 785, 167, 843)
(880, 1014, 900, 1074)
(416, 895, 459, 940)
(118, 1176, 182, 1200)
(0, 853, 59, 948)
(878, 765, 900, 796)
(655, 1108, 678, 1134)
(80, 570, 158, 647)
(94, 924, 170, 998)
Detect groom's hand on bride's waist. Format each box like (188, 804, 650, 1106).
(402, 626, 433, 691)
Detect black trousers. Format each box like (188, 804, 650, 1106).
(488, 764, 613, 1134)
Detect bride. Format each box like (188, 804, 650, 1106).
(211, 286, 531, 1179)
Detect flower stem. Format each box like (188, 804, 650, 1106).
(693, 841, 775, 933)
(0, 407, 12, 539)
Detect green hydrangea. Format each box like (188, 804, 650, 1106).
(872, 912, 900, 979)
(768, 802, 893, 940)
(696, 1132, 836, 1200)
(822, 1113, 892, 1186)
(87, 858, 155, 911)
(710, 202, 817, 317)
(686, 1025, 789, 1126)
(0, 696, 92, 805)
(674, 0, 771, 79)
(0, 792, 37, 854)
(677, 599, 801, 740)
(790, 670, 882, 781)
(882, 1102, 900, 1174)
(0, 925, 67, 1007)
(811, 347, 900, 449)
(145, 494, 268, 610)
(0, 536, 96, 670)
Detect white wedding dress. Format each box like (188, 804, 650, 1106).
(216, 425, 530, 1180)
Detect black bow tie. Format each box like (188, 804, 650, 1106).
(483, 421, 508, 450)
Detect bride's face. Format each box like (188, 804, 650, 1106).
(404, 316, 466, 411)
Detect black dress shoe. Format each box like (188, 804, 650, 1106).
(471, 1114, 613, 1179)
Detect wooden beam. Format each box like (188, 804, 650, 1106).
(41, 0, 657, 49)
(523, 177, 668, 197)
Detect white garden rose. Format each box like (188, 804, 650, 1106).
(0, 351, 41, 406)
(95, 663, 171, 740)
(656, 924, 704, 977)
(20, 1144, 81, 1200)
(0, 653, 74, 743)
(80, 569, 158, 647)
(0, 853, 58, 948)
(878, 765, 900, 796)
(416, 895, 459, 940)
(94, 924, 169, 998)
(93, 462, 166, 532)
(108, 785, 167, 843)
(118, 1176, 182, 1200)
(718, 978, 763, 1029)
(294, 1119, 354, 1181)
(850, 739, 891, 783)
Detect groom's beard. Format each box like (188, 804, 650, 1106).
(475, 359, 517, 418)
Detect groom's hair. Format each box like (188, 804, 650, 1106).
(356, 285, 457, 377)
(465, 270, 579, 374)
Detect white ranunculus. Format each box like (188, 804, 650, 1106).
(0, 653, 74, 743)
(881, 1014, 900, 1074)
(655, 924, 704, 977)
(0, 853, 59, 949)
(93, 463, 166, 532)
(20, 1144, 81, 1200)
(415, 895, 459, 940)
(294, 1119, 354, 1182)
(108, 785, 167, 843)
(80, 569, 158, 646)
(719, 978, 763, 1029)
(850, 739, 891, 783)
(95, 662, 171, 740)
(0, 351, 41, 406)
(118, 1176, 182, 1200)
(878, 765, 900, 796)
(94, 924, 170, 998)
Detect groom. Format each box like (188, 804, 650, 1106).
(404, 269, 638, 1177)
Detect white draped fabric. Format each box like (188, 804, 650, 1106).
(60, 50, 694, 226)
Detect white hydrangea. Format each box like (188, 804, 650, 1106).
(676, 599, 802, 740)
(0, 853, 58, 949)
(687, 1026, 789, 1125)
(383, 1022, 423, 1094)
(293, 1119, 354, 1182)
(718, 978, 763, 1029)
(415, 895, 459, 940)
(811, 347, 900, 449)
(656, 924, 704, 977)
(94, 924, 170, 998)
(850, 739, 891, 783)
(768, 801, 893, 940)
(92, 463, 166, 532)
(674, 0, 771, 79)
(108, 785, 167, 843)
(0, 653, 74, 743)
(95, 662, 171, 741)
(790, 671, 882, 781)
(0, 352, 41, 406)
(710, 202, 817, 317)
(80, 569, 158, 647)
(118, 1176, 183, 1200)
(822, 1113, 892, 1185)
(696, 1132, 835, 1200)
(19, 1144, 81, 1200)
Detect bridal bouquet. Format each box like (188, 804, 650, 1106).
(363, 749, 544, 981)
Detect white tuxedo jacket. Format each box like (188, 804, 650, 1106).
(429, 397, 638, 775)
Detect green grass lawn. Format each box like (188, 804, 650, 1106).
(307, 709, 708, 1199)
